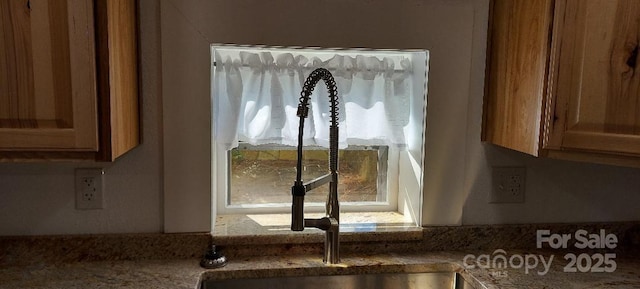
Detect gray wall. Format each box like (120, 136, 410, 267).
(1, 0, 639, 236)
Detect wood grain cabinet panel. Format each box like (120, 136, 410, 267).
(0, 0, 139, 161)
(482, 0, 554, 156)
(549, 0, 640, 155)
(484, 0, 640, 167)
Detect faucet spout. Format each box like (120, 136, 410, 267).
(290, 68, 341, 264)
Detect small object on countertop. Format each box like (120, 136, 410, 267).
(200, 245, 227, 269)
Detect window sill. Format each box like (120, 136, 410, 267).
(212, 212, 422, 245)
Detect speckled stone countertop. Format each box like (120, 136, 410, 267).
(201, 251, 640, 289)
(2, 251, 640, 289)
(1, 221, 640, 289)
(0, 259, 202, 289)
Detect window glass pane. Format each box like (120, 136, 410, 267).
(229, 148, 380, 205)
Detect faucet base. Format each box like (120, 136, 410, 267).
(323, 217, 340, 264)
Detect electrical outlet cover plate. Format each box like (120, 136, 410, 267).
(75, 168, 105, 210)
(490, 166, 526, 203)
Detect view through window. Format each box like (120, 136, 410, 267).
(229, 145, 386, 205)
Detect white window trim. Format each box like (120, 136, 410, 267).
(210, 45, 428, 226)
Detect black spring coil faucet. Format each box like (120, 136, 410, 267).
(291, 68, 341, 264)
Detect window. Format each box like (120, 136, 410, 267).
(211, 45, 428, 223)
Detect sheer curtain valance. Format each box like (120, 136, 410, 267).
(212, 46, 428, 150)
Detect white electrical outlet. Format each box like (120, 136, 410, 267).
(490, 167, 525, 203)
(75, 168, 105, 210)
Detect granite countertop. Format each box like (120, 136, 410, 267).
(0, 259, 202, 289)
(2, 221, 640, 288)
(2, 251, 640, 289)
(201, 252, 640, 289)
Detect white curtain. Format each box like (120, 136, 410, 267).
(212, 47, 421, 150)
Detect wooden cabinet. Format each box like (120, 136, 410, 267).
(0, 0, 138, 161)
(483, 0, 640, 167)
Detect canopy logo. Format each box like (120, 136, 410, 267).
(462, 229, 619, 278)
(462, 249, 553, 277)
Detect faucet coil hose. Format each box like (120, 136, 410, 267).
(299, 68, 340, 172)
(299, 68, 340, 125)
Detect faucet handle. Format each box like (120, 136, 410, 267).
(291, 183, 306, 231)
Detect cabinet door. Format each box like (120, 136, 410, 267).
(547, 0, 640, 155)
(483, 0, 555, 156)
(0, 0, 98, 151)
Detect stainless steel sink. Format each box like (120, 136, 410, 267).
(201, 272, 475, 289)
